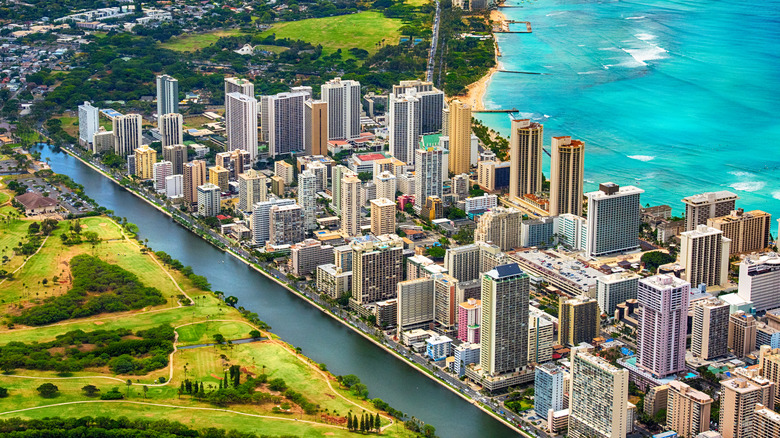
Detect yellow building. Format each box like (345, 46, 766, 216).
(134, 145, 157, 180)
(370, 197, 396, 236)
(549, 136, 585, 216)
(208, 165, 230, 192)
(270, 175, 285, 197)
(708, 209, 772, 255)
(448, 99, 472, 175)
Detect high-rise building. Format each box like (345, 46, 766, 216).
(225, 92, 258, 163)
(477, 241, 509, 275)
(666, 380, 713, 438)
(370, 198, 396, 236)
(738, 253, 780, 312)
(682, 191, 738, 232)
(289, 239, 333, 276)
(477, 155, 511, 192)
(208, 165, 229, 192)
(133, 145, 156, 179)
(197, 183, 220, 217)
(391, 80, 444, 134)
(549, 136, 585, 216)
(238, 169, 267, 212)
(758, 346, 780, 406)
(719, 377, 764, 438)
(444, 244, 481, 282)
(414, 146, 443, 212)
(388, 93, 420, 165)
(224, 77, 254, 98)
(298, 169, 317, 232)
(113, 114, 142, 157)
(535, 362, 565, 417)
(585, 183, 644, 257)
(274, 160, 295, 184)
(332, 165, 356, 215)
(680, 225, 731, 288)
(596, 272, 640, 316)
(321, 77, 360, 140)
(708, 209, 772, 255)
(558, 295, 600, 347)
(448, 99, 472, 175)
(528, 311, 554, 364)
(637, 274, 690, 379)
(480, 263, 529, 376)
(568, 347, 629, 438)
(457, 298, 481, 343)
(183, 160, 207, 206)
(434, 273, 459, 333)
(303, 100, 328, 156)
(91, 128, 114, 154)
(351, 234, 404, 305)
(728, 311, 757, 358)
(269, 204, 304, 245)
(266, 91, 307, 157)
(753, 403, 780, 438)
(509, 119, 543, 200)
(78, 101, 99, 146)
(374, 171, 397, 202)
(165, 174, 183, 198)
(691, 297, 730, 360)
(474, 206, 522, 251)
(156, 74, 178, 117)
(451, 173, 470, 201)
(251, 197, 295, 245)
(162, 144, 187, 175)
(340, 175, 361, 237)
(215, 149, 250, 180)
(153, 161, 172, 192)
(158, 113, 183, 147)
(397, 278, 435, 332)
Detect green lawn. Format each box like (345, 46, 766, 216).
(259, 11, 403, 56)
(160, 29, 247, 52)
(254, 44, 289, 54)
(176, 320, 255, 346)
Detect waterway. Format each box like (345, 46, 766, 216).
(37, 146, 519, 437)
(480, 0, 780, 220)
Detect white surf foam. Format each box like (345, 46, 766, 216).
(628, 155, 655, 162)
(729, 171, 755, 178)
(635, 33, 656, 41)
(729, 181, 766, 192)
(773, 191, 780, 200)
(622, 46, 668, 65)
(625, 16, 646, 20)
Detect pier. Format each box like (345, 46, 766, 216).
(496, 21, 532, 33)
(498, 69, 550, 75)
(473, 108, 520, 113)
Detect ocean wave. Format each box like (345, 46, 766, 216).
(728, 171, 756, 178)
(628, 155, 655, 162)
(729, 181, 766, 192)
(622, 46, 668, 65)
(546, 11, 566, 16)
(635, 33, 656, 41)
(625, 16, 646, 20)
(773, 191, 780, 200)
(577, 70, 601, 75)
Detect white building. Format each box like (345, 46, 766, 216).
(414, 146, 443, 213)
(159, 113, 183, 147)
(266, 91, 308, 157)
(153, 161, 173, 192)
(637, 274, 690, 379)
(585, 183, 644, 257)
(597, 272, 640, 316)
(738, 252, 780, 312)
(251, 197, 295, 245)
(165, 174, 183, 198)
(321, 77, 361, 140)
(568, 347, 629, 438)
(298, 169, 318, 232)
(197, 183, 221, 217)
(113, 114, 142, 157)
(156, 74, 178, 118)
(535, 362, 565, 417)
(225, 77, 254, 98)
(680, 225, 731, 288)
(78, 101, 99, 146)
(225, 92, 258, 163)
(464, 193, 498, 213)
(556, 214, 588, 251)
(374, 171, 397, 202)
(388, 93, 420, 165)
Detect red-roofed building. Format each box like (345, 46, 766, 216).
(15, 192, 58, 215)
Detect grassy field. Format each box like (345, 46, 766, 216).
(0, 215, 191, 309)
(260, 11, 403, 56)
(405, 0, 429, 6)
(56, 115, 112, 138)
(161, 29, 247, 52)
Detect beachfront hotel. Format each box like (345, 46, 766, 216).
(549, 135, 585, 216)
(509, 119, 543, 201)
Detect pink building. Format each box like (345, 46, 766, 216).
(458, 298, 481, 343)
(397, 194, 415, 211)
(637, 274, 691, 378)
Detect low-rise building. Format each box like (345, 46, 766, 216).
(316, 264, 351, 299)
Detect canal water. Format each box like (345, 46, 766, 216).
(39, 146, 518, 437)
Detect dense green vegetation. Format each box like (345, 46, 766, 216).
(0, 416, 275, 438)
(0, 325, 174, 374)
(435, 5, 495, 94)
(640, 251, 675, 273)
(13, 255, 166, 326)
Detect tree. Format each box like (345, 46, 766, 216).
(347, 413, 353, 431)
(0, 387, 8, 398)
(375, 413, 381, 431)
(126, 379, 132, 397)
(36, 383, 59, 398)
(249, 330, 262, 339)
(143, 385, 148, 399)
(224, 295, 238, 307)
(423, 424, 436, 437)
(640, 251, 675, 273)
(82, 385, 100, 397)
(213, 334, 226, 344)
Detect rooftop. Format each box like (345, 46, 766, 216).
(511, 249, 602, 292)
(682, 190, 739, 205)
(15, 192, 58, 209)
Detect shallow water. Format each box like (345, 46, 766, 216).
(480, 0, 780, 228)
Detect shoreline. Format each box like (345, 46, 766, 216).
(57, 147, 526, 436)
(461, 8, 505, 111)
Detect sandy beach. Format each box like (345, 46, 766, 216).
(461, 9, 506, 111)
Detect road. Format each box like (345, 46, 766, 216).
(426, 0, 441, 82)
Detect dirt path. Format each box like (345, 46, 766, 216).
(0, 235, 49, 287)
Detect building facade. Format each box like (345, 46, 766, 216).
(568, 347, 629, 438)
(321, 77, 360, 140)
(480, 263, 529, 376)
(549, 135, 585, 216)
(159, 112, 183, 147)
(585, 183, 644, 257)
(509, 119, 543, 200)
(680, 225, 731, 288)
(637, 275, 690, 379)
(691, 297, 730, 360)
(225, 92, 258, 163)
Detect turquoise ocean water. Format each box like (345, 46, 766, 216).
(478, 0, 780, 230)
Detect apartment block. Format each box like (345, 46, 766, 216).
(682, 190, 738, 231)
(568, 347, 629, 438)
(585, 183, 644, 257)
(666, 380, 713, 438)
(708, 209, 771, 255)
(738, 252, 780, 312)
(728, 311, 757, 358)
(597, 272, 640, 316)
(637, 275, 690, 378)
(558, 295, 600, 347)
(691, 297, 730, 360)
(351, 234, 404, 305)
